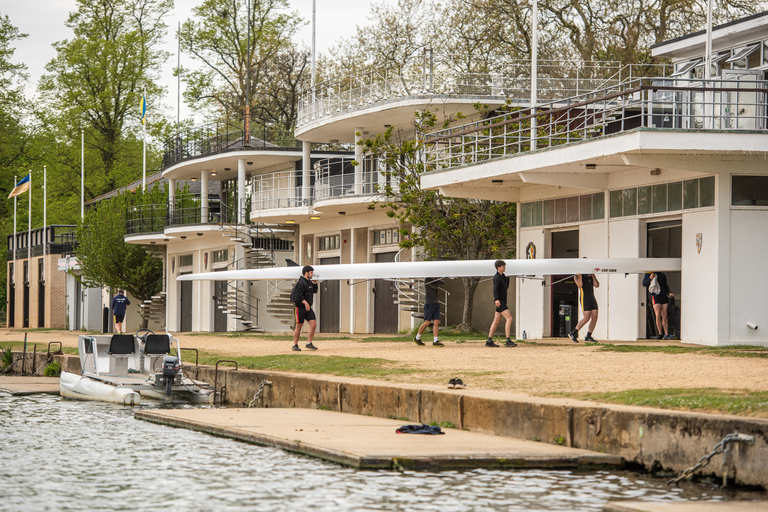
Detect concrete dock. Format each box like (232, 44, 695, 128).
(0, 376, 60, 395)
(136, 407, 622, 470)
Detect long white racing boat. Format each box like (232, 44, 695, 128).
(60, 331, 215, 405)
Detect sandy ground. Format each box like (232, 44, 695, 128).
(4, 328, 767, 397)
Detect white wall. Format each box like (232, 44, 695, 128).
(578, 221, 608, 340)
(606, 218, 644, 341)
(516, 229, 547, 339)
(681, 208, 718, 344)
(729, 209, 768, 344)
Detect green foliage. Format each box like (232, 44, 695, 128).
(43, 360, 62, 377)
(596, 344, 768, 359)
(553, 436, 566, 446)
(179, 0, 306, 128)
(1, 346, 13, 368)
(38, 0, 172, 204)
(191, 352, 426, 379)
(76, 189, 165, 326)
(573, 388, 768, 417)
(360, 110, 516, 329)
(429, 421, 456, 429)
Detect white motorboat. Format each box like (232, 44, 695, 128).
(60, 331, 215, 405)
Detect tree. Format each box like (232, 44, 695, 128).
(39, 0, 172, 200)
(76, 189, 165, 328)
(179, 0, 305, 128)
(360, 111, 516, 331)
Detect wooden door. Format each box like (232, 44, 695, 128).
(319, 257, 340, 332)
(180, 272, 193, 332)
(373, 252, 398, 334)
(213, 276, 228, 332)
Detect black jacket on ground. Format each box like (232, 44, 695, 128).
(293, 276, 318, 307)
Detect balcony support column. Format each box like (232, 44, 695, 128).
(238, 159, 246, 224)
(168, 179, 176, 218)
(302, 141, 311, 206)
(354, 128, 364, 194)
(201, 171, 209, 222)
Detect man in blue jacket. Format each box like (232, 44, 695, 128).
(111, 290, 130, 334)
(292, 266, 319, 351)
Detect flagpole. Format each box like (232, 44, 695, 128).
(142, 87, 147, 192)
(81, 129, 85, 220)
(27, 170, 31, 262)
(43, 165, 47, 283)
(13, 175, 17, 282)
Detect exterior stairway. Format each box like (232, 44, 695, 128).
(140, 291, 167, 329)
(265, 281, 296, 327)
(395, 278, 448, 324)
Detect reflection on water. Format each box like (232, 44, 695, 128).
(0, 392, 763, 511)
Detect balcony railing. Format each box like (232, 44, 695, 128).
(252, 170, 313, 211)
(424, 77, 768, 173)
(314, 157, 399, 201)
(6, 225, 77, 260)
(126, 204, 167, 236)
(298, 55, 622, 128)
(126, 195, 245, 235)
(162, 118, 302, 169)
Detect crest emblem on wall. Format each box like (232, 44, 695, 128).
(695, 233, 702, 254)
(526, 242, 536, 259)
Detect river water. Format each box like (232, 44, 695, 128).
(0, 392, 763, 511)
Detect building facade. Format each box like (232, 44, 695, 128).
(421, 12, 768, 345)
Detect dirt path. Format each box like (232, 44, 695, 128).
(5, 329, 766, 397)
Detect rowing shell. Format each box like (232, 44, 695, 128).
(177, 258, 681, 282)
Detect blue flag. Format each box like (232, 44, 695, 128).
(140, 94, 147, 125)
(8, 174, 30, 199)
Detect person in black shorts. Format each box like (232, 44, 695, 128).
(292, 265, 319, 351)
(643, 272, 674, 339)
(569, 273, 600, 343)
(486, 260, 516, 348)
(414, 277, 445, 347)
(111, 289, 130, 334)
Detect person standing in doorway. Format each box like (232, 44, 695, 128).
(292, 265, 319, 351)
(111, 290, 130, 334)
(414, 277, 445, 347)
(486, 260, 516, 348)
(643, 272, 674, 339)
(569, 273, 600, 343)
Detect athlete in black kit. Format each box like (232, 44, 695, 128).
(486, 260, 516, 348)
(569, 273, 600, 343)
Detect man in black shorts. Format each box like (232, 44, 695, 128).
(414, 277, 444, 347)
(569, 273, 600, 343)
(486, 260, 516, 347)
(292, 265, 319, 351)
(111, 289, 130, 334)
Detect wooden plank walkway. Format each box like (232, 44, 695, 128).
(136, 407, 623, 470)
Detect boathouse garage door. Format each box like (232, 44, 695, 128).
(550, 230, 579, 337)
(646, 220, 682, 339)
(213, 270, 228, 332)
(319, 257, 340, 332)
(373, 252, 398, 334)
(180, 272, 192, 332)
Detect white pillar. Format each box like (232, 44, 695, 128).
(302, 141, 311, 206)
(238, 159, 246, 224)
(354, 128, 363, 194)
(349, 227, 355, 334)
(201, 171, 209, 222)
(168, 179, 176, 220)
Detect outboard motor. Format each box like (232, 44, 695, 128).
(162, 356, 180, 397)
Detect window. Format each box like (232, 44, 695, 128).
(179, 254, 193, 267)
(372, 229, 399, 245)
(700, 177, 715, 207)
(521, 193, 604, 227)
(622, 188, 637, 216)
(683, 180, 698, 209)
(318, 235, 340, 251)
(671, 58, 702, 78)
(212, 249, 228, 264)
(668, 182, 682, 211)
(609, 177, 715, 218)
(732, 176, 768, 206)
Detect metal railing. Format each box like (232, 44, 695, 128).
(252, 170, 313, 211)
(126, 204, 167, 235)
(425, 77, 768, 172)
(298, 56, 622, 128)
(162, 118, 301, 169)
(314, 157, 400, 201)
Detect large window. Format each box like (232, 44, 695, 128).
(372, 229, 399, 245)
(318, 234, 340, 251)
(610, 177, 715, 218)
(521, 193, 604, 228)
(732, 176, 768, 206)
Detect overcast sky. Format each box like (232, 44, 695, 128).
(5, 0, 381, 120)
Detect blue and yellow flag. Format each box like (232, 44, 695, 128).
(8, 174, 30, 199)
(140, 94, 147, 125)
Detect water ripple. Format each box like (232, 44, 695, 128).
(0, 392, 763, 511)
